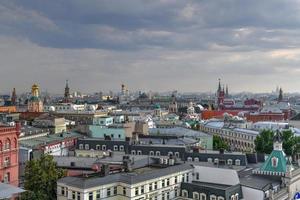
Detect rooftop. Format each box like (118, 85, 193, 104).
(58, 163, 194, 188)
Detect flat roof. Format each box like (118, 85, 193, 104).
(19, 131, 83, 148)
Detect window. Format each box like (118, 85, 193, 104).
(200, 193, 207, 200)
(114, 145, 118, 151)
(72, 191, 75, 200)
(162, 179, 165, 187)
(175, 152, 180, 158)
(77, 192, 81, 200)
(187, 157, 192, 162)
(186, 173, 189, 182)
(96, 145, 101, 150)
(235, 159, 240, 166)
(141, 186, 144, 193)
(123, 187, 126, 196)
(150, 151, 154, 156)
(210, 195, 217, 200)
(154, 182, 158, 189)
(3, 172, 10, 183)
(195, 172, 200, 180)
(85, 144, 89, 150)
(89, 192, 93, 200)
(272, 157, 278, 167)
(149, 183, 153, 191)
(137, 150, 142, 155)
(168, 152, 173, 156)
(61, 187, 65, 196)
(114, 186, 117, 195)
(194, 157, 199, 162)
(120, 145, 124, 151)
(96, 190, 100, 200)
(102, 145, 106, 151)
(227, 159, 233, 165)
(135, 187, 139, 196)
(107, 188, 111, 196)
(214, 158, 219, 164)
(182, 190, 188, 198)
(193, 192, 200, 200)
(131, 150, 136, 155)
(175, 176, 178, 184)
(235, 193, 239, 200)
(156, 151, 160, 156)
(207, 158, 212, 163)
(79, 144, 83, 150)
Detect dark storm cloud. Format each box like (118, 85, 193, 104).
(1, 0, 300, 93)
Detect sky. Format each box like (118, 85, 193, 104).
(1, 0, 300, 94)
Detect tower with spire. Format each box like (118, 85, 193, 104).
(63, 80, 71, 103)
(278, 87, 283, 102)
(225, 85, 229, 98)
(11, 88, 17, 106)
(216, 79, 225, 110)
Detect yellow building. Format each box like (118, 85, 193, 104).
(28, 84, 43, 112)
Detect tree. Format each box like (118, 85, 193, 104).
(282, 130, 295, 156)
(22, 154, 66, 200)
(213, 135, 229, 150)
(254, 129, 296, 156)
(254, 130, 274, 154)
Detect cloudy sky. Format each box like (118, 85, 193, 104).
(1, 0, 300, 94)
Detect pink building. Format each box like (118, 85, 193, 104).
(0, 122, 20, 186)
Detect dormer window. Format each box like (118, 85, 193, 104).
(272, 157, 278, 167)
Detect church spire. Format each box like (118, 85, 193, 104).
(11, 88, 17, 105)
(217, 78, 221, 93)
(225, 85, 229, 98)
(64, 80, 71, 103)
(278, 87, 283, 102)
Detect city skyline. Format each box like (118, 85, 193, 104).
(2, 0, 300, 93)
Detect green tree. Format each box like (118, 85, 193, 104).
(22, 154, 66, 200)
(254, 129, 296, 156)
(213, 135, 229, 150)
(282, 130, 296, 156)
(254, 130, 274, 154)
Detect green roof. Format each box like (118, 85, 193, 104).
(259, 150, 287, 174)
(29, 96, 40, 102)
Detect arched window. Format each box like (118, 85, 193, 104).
(5, 138, 11, 150)
(182, 190, 188, 198)
(194, 157, 199, 162)
(14, 138, 17, 148)
(193, 192, 200, 199)
(85, 144, 89, 150)
(96, 145, 101, 150)
(156, 151, 161, 156)
(79, 144, 83, 150)
(235, 159, 241, 166)
(200, 193, 207, 200)
(131, 150, 136, 155)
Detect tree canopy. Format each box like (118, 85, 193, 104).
(254, 129, 298, 156)
(213, 135, 229, 150)
(22, 154, 66, 200)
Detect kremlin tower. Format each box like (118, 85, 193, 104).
(27, 84, 43, 112)
(63, 80, 71, 103)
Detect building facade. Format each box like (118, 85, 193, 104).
(0, 122, 20, 186)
